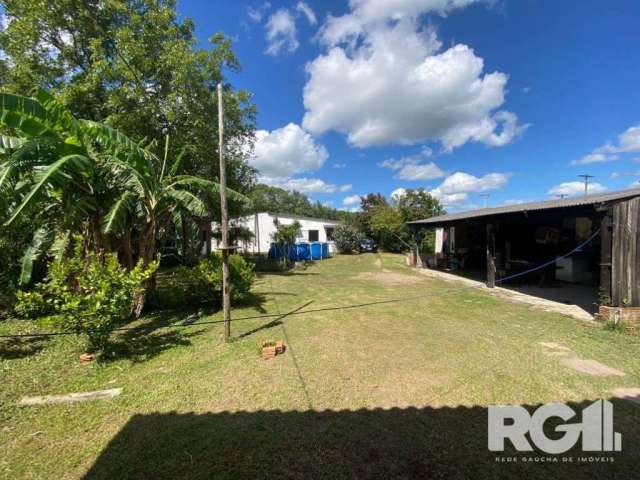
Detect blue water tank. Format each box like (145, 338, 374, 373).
(310, 242, 322, 260)
(295, 242, 309, 261)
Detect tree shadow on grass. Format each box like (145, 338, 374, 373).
(83, 398, 640, 480)
(103, 312, 206, 363)
(0, 335, 50, 360)
(236, 291, 298, 314)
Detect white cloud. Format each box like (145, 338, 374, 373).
(343, 194, 361, 206)
(265, 9, 299, 55)
(248, 2, 271, 22)
(0, 13, 12, 31)
(332, 162, 347, 169)
(429, 171, 509, 205)
(435, 192, 469, 206)
(250, 123, 349, 194)
(379, 150, 445, 180)
(571, 152, 619, 166)
(547, 181, 607, 197)
(616, 125, 640, 153)
(576, 124, 640, 165)
(250, 123, 328, 178)
(303, 2, 527, 149)
(321, 0, 484, 44)
(395, 162, 445, 180)
(391, 188, 407, 200)
(432, 171, 509, 195)
(263, 176, 352, 194)
(296, 1, 317, 25)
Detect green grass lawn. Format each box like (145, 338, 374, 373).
(1, 253, 640, 479)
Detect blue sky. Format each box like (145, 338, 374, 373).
(177, 0, 640, 211)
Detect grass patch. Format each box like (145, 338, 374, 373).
(1, 253, 640, 478)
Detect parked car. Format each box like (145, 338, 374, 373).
(358, 238, 378, 253)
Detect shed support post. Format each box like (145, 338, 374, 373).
(486, 223, 496, 288)
(600, 210, 613, 306)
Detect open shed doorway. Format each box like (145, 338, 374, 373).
(432, 208, 602, 315)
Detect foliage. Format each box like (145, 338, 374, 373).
(198, 254, 255, 301)
(250, 184, 354, 221)
(14, 242, 157, 352)
(0, 215, 37, 314)
(0, 0, 256, 193)
(13, 290, 50, 319)
(271, 220, 302, 245)
(0, 0, 258, 295)
(0, 91, 247, 319)
(333, 223, 362, 253)
(604, 319, 626, 333)
(154, 254, 254, 309)
(357, 189, 444, 253)
(393, 188, 445, 221)
(368, 206, 409, 252)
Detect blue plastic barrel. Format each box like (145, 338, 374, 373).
(321, 242, 329, 259)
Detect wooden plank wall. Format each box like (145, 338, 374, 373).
(612, 197, 640, 306)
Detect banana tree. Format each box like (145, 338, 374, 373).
(103, 135, 248, 315)
(0, 90, 247, 300)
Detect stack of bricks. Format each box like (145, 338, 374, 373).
(597, 306, 640, 328)
(262, 341, 286, 359)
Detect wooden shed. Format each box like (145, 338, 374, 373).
(409, 188, 640, 312)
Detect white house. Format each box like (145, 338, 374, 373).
(211, 212, 340, 254)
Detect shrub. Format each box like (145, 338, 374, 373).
(154, 253, 255, 309)
(333, 223, 361, 253)
(13, 290, 51, 318)
(14, 243, 157, 353)
(197, 253, 255, 301)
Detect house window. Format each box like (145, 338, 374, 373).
(325, 227, 335, 241)
(308, 229, 319, 242)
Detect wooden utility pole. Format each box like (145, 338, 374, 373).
(578, 174, 594, 196)
(217, 83, 231, 342)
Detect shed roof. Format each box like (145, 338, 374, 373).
(408, 188, 640, 225)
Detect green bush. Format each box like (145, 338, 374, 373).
(197, 254, 255, 300)
(155, 254, 255, 309)
(13, 290, 51, 318)
(334, 223, 362, 253)
(14, 244, 157, 352)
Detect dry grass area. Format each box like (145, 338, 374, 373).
(1, 253, 640, 479)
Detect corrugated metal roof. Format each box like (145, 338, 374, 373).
(408, 188, 640, 225)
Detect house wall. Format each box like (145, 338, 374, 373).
(212, 213, 339, 254)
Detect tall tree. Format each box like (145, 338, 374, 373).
(249, 183, 353, 221)
(393, 188, 445, 222)
(0, 0, 256, 188)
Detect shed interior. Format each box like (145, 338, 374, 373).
(429, 206, 603, 314)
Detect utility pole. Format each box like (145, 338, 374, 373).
(578, 174, 594, 196)
(480, 193, 490, 208)
(217, 83, 231, 342)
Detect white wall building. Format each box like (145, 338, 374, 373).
(211, 212, 340, 254)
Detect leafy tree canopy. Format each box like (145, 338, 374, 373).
(0, 0, 256, 191)
(250, 183, 355, 221)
